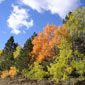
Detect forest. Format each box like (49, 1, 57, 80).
(0, 7, 85, 84)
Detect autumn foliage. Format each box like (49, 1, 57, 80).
(0, 8, 84, 83)
(0, 66, 17, 79)
(32, 25, 68, 62)
(0, 70, 9, 79)
(8, 66, 17, 78)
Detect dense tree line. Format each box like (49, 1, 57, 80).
(0, 7, 85, 83)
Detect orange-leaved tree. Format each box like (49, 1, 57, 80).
(32, 25, 68, 62)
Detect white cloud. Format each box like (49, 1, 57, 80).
(20, 0, 80, 18)
(0, 0, 5, 4)
(7, 4, 33, 35)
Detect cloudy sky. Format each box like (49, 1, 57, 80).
(0, 0, 85, 49)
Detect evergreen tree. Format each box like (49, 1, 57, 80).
(1, 36, 18, 70)
(63, 12, 72, 24)
(3, 36, 18, 59)
(15, 32, 37, 70)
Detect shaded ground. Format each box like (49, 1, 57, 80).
(0, 78, 54, 85)
(0, 78, 85, 85)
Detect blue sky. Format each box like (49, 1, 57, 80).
(0, 0, 85, 49)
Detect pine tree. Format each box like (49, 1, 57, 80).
(3, 36, 18, 59)
(1, 36, 18, 70)
(15, 33, 37, 70)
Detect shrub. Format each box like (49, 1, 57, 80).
(1, 70, 9, 79)
(23, 62, 48, 80)
(0, 66, 17, 78)
(8, 66, 17, 78)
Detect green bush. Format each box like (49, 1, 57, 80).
(23, 62, 48, 80)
